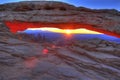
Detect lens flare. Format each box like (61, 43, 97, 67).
(43, 49, 49, 54)
(65, 29, 71, 34)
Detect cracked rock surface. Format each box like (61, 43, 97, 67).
(0, 22, 120, 80)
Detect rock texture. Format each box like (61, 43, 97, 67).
(0, 1, 120, 80)
(0, 21, 120, 80)
(0, 1, 120, 35)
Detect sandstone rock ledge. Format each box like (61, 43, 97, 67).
(0, 22, 120, 80)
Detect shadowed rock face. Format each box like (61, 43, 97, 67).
(0, 21, 120, 80)
(0, 1, 120, 37)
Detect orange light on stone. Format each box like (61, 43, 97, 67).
(5, 21, 120, 38)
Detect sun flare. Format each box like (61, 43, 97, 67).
(27, 27, 102, 34)
(65, 29, 72, 34)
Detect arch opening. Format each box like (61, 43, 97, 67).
(25, 27, 102, 34)
(16, 27, 120, 44)
(5, 21, 120, 38)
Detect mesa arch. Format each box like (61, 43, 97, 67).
(0, 1, 120, 38)
(5, 21, 120, 38)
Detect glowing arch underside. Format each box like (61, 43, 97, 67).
(5, 21, 120, 38)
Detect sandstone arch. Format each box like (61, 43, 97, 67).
(0, 1, 120, 38)
(5, 21, 120, 38)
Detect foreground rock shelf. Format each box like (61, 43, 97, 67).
(0, 1, 120, 80)
(0, 21, 120, 80)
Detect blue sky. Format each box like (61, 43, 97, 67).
(0, 0, 120, 11)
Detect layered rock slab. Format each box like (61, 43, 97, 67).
(0, 22, 120, 80)
(0, 1, 120, 80)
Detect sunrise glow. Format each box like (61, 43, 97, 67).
(27, 27, 102, 34)
(65, 29, 72, 34)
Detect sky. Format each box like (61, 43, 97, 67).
(0, 0, 120, 11)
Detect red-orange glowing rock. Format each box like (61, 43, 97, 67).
(1, 1, 120, 38)
(5, 21, 120, 38)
